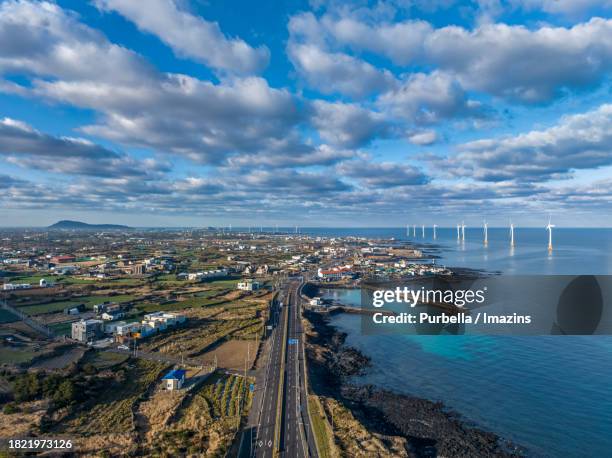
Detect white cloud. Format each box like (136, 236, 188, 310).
(408, 129, 439, 145)
(287, 43, 396, 98)
(377, 71, 484, 123)
(0, 117, 169, 178)
(433, 104, 612, 182)
(94, 0, 269, 74)
(295, 12, 612, 102)
(310, 100, 388, 147)
(0, 1, 303, 164)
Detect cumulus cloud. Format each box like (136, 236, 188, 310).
(295, 12, 612, 102)
(377, 71, 485, 123)
(94, 0, 269, 74)
(337, 160, 430, 187)
(432, 104, 612, 182)
(0, 117, 168, 178)
(287, 43, 396, 98)
(0, 1, 304, 164)
(515, 0, 612, 18)
(408, 130, 439, 145)
(310, 100, 389, 148)
(226, 144, 355, 168)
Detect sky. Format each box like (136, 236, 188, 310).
(1, 0, 612, 227)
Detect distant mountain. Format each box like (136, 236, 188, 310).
(48, 220, 131, 230)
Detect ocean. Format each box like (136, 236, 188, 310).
(310, 227, 612, 457)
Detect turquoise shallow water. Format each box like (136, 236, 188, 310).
(321, 286, 612, 456)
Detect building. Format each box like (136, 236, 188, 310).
(317, 265, 353, 281)
(162, 369, 186, 391)
(71, 319, 103, 342)
(128, 263, 146, 275)
(116, 322, 142, 336)
(53, 265, 78, 275)
(52, 255, 76, 264)
(237, 279, 262, 291)
(143, 312, 186, 326)
(93, 302, 119, 314)
(187, 269, 228, 281)
(2, 283, 31, 291)
(309, 297, 323, 306)
(101, 311, 124, 321)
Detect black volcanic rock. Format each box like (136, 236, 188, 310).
(48, 220, 131, 230)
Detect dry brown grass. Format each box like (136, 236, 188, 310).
(321, 397, 408, 457)
(200, 339, 257, 370)
(0, 400, 48, 438)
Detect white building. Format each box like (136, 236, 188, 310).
(237, 279, 262, 291)
(309, 297, 323, 306)
(2, 283, 31, 291)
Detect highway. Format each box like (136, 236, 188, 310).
(251, 291, 285, 458)
(245, 276, 318, 458)
(280, 279, 318, 457)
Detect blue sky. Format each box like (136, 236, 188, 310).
(1, 0, 612, 227)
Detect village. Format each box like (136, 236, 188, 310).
(0, 226, 451, 455)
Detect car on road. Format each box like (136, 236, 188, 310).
(117, 344, 129, 350)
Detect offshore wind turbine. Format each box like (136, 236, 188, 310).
(461, 221, 466, 242)
(483, 220, 488, 246)
(456, 224, 460, 240)
(406, 224, 409, 237)
(510, 221, 515, 248)
(433, 224, 437, 240)
(413, 224, 416, 237)
(422, 224, 425, 238)
(546, 217, 555, 252)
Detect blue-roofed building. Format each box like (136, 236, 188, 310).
(162, 369, 186, 391)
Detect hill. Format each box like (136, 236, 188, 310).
(48, 220, 131, 230)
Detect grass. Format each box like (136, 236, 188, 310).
(308, 395, 334, 458)
(57, 359, 166, 435)
(18, 294, 138, 315)
(0, 347, 40, 365)
(49, 321, 73, 336)
(152, 373, 252, 456)
(82, 350, 130, 370)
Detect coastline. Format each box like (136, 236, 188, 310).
(303, 309, 526, 457)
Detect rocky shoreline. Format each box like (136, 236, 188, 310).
(303, 309, 526, 457)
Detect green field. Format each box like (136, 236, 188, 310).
(82, 350, 130, 369)
(0, 347, 40, 365)
(18, 294, 138, 315)
(49, 321, 74, 336)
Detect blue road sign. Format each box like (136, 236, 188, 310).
(249, 383, 255, 392)
(288, 338, 298, 345)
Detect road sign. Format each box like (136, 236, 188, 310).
(288, 338, 298, 345)
(249, 383, 255, 392)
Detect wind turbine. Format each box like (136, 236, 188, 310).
(413, 225, 416, 237)
(461, 221, 466, 242)
(433, 224, 437, 240)
(422, 224, 425, 238)
(510, 221, 515, 248)
(483, 220, 488, 246)
(546, 217, 555, 252)
(457, 224, 460, 240)
(406, 224, 409, 237)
